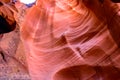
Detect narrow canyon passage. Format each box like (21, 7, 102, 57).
(1, 0, 120, 80)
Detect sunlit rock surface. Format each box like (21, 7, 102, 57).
(21, 0, 120, 80)
(1, 0, 120, 80)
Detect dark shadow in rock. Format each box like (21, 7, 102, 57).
(0, 51, 7, 62)
(53, 65, 120, 80)
(111, 0, 120, 3)
(107, 13, 120, 48)
(0, 15, 16, 34)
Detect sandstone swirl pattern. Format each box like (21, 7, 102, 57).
(21, 0, 120, 80)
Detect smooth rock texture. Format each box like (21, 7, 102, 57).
(20, 0, 120, 80)
(2, 0, 120, 79)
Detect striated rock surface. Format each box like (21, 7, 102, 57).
(20, 0, 120, 80)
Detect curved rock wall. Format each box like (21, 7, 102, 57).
(21, 0, 120, 80)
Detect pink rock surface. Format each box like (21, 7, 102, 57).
(21, 0, 120, 80)
(0, 1, 30, 79)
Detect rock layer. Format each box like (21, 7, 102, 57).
(21, 0, 120, 80)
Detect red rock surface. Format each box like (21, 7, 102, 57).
(21, 0, 120, 80)
(2, 0, 120, 80)
(0, 29, 30, 80)
(0, 0, 30, 79)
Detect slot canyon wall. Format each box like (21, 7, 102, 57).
(0, 0, 30, 79)
(21, 0, 120, 80)
(1, 0, 120, 80)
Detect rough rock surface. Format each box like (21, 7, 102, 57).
(0, 1, 30, 80)
(0, 28, 30, 80)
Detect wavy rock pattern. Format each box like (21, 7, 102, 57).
(21, 0, 120, 80)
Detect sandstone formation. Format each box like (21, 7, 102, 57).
(1, 0, 120, 80)
(0, 0, 30, 79)
(20, 0, 120, 80)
